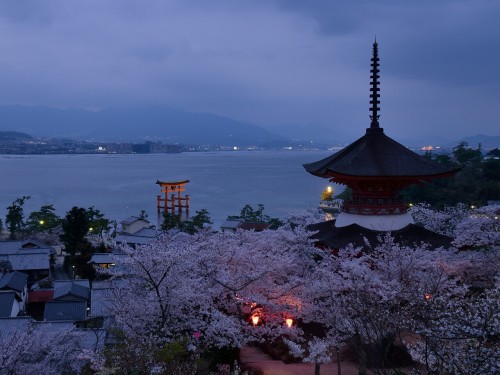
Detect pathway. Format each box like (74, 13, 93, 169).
(240, 346, 360, 375)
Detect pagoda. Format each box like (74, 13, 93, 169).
(303, 41, 459, 248)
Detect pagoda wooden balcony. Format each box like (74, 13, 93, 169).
(343, 201, 408, 215)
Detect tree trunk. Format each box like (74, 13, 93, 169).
(354, 333, 367, 375)
(315, 362, 321, 375)
(336, 347, 342, 375)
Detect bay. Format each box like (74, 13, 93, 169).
(0, 151, 339, 227)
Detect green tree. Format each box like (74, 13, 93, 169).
(486, 148, 500, 158)
(183, 209, 212, 234)
(161, 212, 183, 231)
(452, 142, 482, 165)
(161, 209, 212, 234)
(5, 196, 30, 239)
(86, 206, 113, 241)
(227, 204, 282, 229)
(72, 241, 96, 280)
(26, 204, 61, 234)
(401, 143, 500, 208)
(60, 207, 91, 255)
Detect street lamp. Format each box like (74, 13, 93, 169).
(251, 314, 260, 326)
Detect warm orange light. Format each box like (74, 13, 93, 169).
(424, 293, 432, 301)
(285, 318, 293, 327)
(251, 314, 260, 326)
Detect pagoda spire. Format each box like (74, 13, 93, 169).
(368, 40, 382, 132)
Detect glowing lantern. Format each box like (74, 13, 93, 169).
(251, 314, 260, 326)
(285, 318, 293, 327)
(424, 293, 432, 301)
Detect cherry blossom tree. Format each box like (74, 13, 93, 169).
(104, 223, 318, 373)
(292, 233, 474, 375)
(101, 205, 499, 374)
(0, 320, 87, 375)
(409, 202, 470, 237)
(406, 286, 500, 374)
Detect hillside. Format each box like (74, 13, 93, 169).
(0, 105, 286, 146)
(0, 130, 33, 141)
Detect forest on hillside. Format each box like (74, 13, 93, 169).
(401, 143, 500, 207)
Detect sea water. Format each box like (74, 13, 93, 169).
(0, 151, 340, 227)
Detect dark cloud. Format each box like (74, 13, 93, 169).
(0, 0, 498, 141)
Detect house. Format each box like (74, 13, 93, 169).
(89, 252, 127, 269)
(0, 271, 28, 315)
(40, 280, 91, 324)
(53, 279, 90, 301)
(0, 240, 54, 286)
(114, 216, 157, 247)
(220, 220, 242, 233)
(119, 216, 153, 235)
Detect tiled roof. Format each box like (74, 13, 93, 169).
(133, 228, 157, 237)
(114, 234, 155, 245)
(308, 221, 453, 249)
(0, 253, 50, 271)
(237, 222, 272, 231)
(53, 282, 89, 301)
(0, 240, 54, 254)
(0, 271, 28, 292)
(120, 216, 144, 225)
(44, 301, 87, 321)
(220, 220, 242, 229)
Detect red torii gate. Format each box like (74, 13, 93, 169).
(156, 180, 190, 213)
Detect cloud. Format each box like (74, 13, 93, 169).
(0, 0, 498, 140)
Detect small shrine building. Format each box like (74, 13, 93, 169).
(303, 41, 459, 249)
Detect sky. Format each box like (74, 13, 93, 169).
(0, 0, 499, 141)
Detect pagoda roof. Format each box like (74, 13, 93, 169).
(304, 129, 459, 179)
(308, 220, 453, 249)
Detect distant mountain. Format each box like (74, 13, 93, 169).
(0, 130, 33, 141)
(265, 123, 353, 144)
(0, 105, 287, 146)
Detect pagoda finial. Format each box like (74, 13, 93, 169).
(369, 40, 381, 130)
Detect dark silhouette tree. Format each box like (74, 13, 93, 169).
(60, 206, 91, 256)
(26, 204, 61, 234)
(401, 143, 500, 207)
(5, 196, 30, 239)
(162, 209, 212, 234)
(227, 204, 282, 229)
